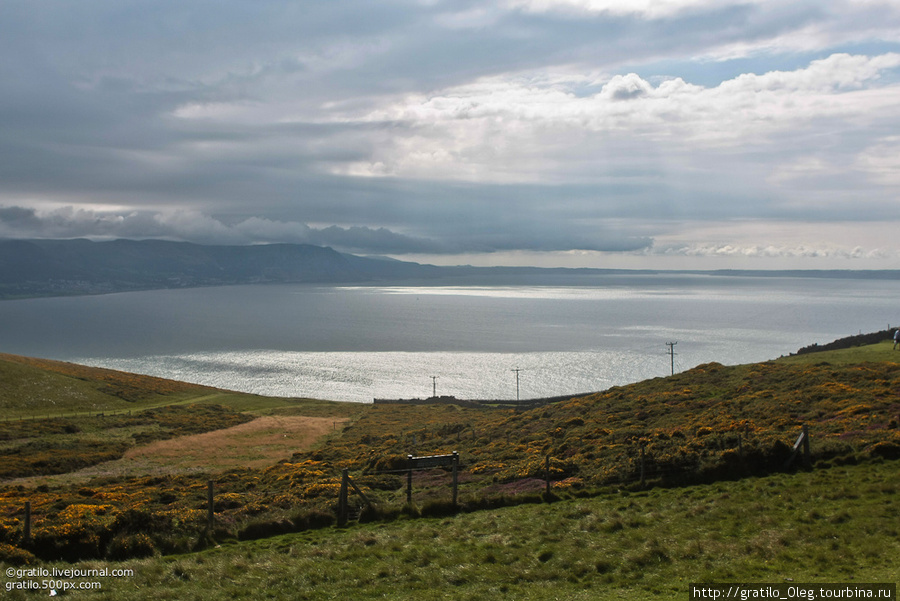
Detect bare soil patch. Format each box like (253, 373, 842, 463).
(61, 415, 346, 480)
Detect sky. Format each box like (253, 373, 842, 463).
(1, 0, 900, 270)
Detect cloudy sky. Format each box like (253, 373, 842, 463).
(2, 0, 900, 269)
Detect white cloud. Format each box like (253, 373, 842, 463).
(0, 205, 450, 254)
(328, 53, 900, 184)
(151, 210, 241, 242)
(503, 1, 900, 63)
(855, 136, 900, 185)
(656, 243, 892, 260)
(646, 219, 900, 266)
(768, 156, 837, 184)
(506, 0, 749, 18)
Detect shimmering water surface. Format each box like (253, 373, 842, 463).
(0, 275, 896, 402)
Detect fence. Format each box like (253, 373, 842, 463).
(7, 423, 827, 559)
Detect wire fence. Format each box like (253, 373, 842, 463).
(6, 421, 872, 563)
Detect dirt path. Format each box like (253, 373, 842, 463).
(46, 415, 347, 482)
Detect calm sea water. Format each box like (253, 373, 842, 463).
(0, 275, 897, 402)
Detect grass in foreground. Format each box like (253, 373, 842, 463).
(3, 460, 896, 601)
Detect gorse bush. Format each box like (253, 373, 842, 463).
(0, 439, 130, 479)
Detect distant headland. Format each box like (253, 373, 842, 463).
(2, 238, 899, 300)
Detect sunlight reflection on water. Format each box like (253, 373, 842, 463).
(10, 277, 894, 403)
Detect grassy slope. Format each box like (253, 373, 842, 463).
(0, 353, 355, 417)
(0, 353, 361, 480)
(0, 353, 222, 417)
(1, 344, 898, 600)
(311, 342, 900, 497)
(778, 339, 900, 366)
(9, 460, 896, 601)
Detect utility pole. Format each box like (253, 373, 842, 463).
(666, 342, 677, 376)
(511, 368, 522, 401)
(430, 375, 438, 398)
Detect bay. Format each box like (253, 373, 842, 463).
(0, 274, 896, 403)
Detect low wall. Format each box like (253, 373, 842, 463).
(373, 393, 593, 409)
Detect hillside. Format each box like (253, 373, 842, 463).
(26, 461, 898, 601)
(314, 343, 900, 491)
(794, 327, 898, 355)
(3, 237, 900, 299)
(1, 343, 898, 572)
(0, 353, 220, 415)
(0, 353, 359, 480)
(0, 239, 375, 298)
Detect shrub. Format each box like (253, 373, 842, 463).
(0, 542, 36, 566)
(358, 504, 401, 523)
(358, 475, 403, 491)
(289, 508, 335, 531)
(813, 439, 856, 462)
(419, 499, 459, 518)
(106, 533, 157, 560)
(237, 518, 295, 541)
(368, 454, 411, 473)
(112, 507, 167, 534)
(0, 440, 130, 479)
(868, 440, 900, 460)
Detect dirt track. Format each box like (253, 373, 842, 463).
(61, 415, 346, 481)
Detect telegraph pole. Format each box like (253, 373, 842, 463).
(666, 342, 677, 376)
(430, 375, 438, 398)
(511, 368, 522, 401)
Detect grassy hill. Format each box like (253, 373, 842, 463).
(0, 353, 355, 417)
(311, 341, 900, 493)
(37, 460, 896, 601)
(0, 353, 360, 480)
(0, 344, 898, 598)
(0, 353, 223, 416)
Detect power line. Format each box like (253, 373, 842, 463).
(666, 341, 677, 376)
(511, 367, 523, 400)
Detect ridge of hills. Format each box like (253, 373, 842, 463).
(2, 237, 900, 299)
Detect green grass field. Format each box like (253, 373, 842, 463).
(3, 460, 896, 601)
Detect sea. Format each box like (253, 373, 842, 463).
(0, 274, 897, 403)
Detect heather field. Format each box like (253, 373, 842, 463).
(1, 342, 898, 599)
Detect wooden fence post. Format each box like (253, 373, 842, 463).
(451, 451, 459, 507)
(339, 469, 349, 525)
(640, 443, 646, 488)
(802, 424, 811, 467)
(545, 455, 551, 497)
(207, 481, 214, 530)
(24, 501, 31, 546)
(406, 455, 413, 506)
(785, 424, 811, 470)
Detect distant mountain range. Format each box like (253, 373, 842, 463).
(1, 238, 899, 299)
